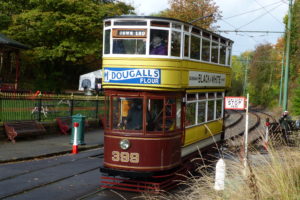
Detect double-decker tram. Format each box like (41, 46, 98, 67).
(100, 16, 233, 191)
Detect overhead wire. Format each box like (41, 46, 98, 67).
(254, 0, 283, 25)
(220, 19, 260, 43)
(236, 3, 283, 30)
(223, 0, 283, 20)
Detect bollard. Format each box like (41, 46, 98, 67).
(214, 158, 226, 191)
(72, 122, 79, 154)
(263, 119, 270, 150)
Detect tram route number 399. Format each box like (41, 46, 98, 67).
(225, 96, 246, 110)
(112, 151, 140, 163)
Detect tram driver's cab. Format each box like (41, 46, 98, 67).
(102, 90, 183, 175)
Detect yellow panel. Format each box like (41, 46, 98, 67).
(183, 120, 223, 147)
(102, 57, 232, 90)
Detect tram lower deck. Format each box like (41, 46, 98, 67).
(101, 89, 225, 177)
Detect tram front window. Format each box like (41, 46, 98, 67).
(113, 39, 146, 54)
(113, 97, 143, 130)
(147, 99, 164, 131)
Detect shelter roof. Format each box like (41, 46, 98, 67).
(0, 33, 29, 50)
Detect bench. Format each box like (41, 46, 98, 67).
(56, 116, 72, 135)
(56, 116, 89, 135)
(4, 120, 46, 143)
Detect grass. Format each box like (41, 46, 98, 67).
(141, 134, 300, 200)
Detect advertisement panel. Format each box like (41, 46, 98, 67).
(189, 71, 226, 87)
(104, 68, 161, 85)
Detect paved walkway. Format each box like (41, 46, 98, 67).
(0, 129, 104, 163)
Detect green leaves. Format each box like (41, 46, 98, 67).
(1, 0, 134, 91)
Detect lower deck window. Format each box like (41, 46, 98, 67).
(186, 92, 224, 128)
(147, 99, 164, 131)
(147, 98, 180, 132)
(186, 103, 196, 126)
(108, 94, 182, 133)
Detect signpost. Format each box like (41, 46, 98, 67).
(225, 94, 249, 175)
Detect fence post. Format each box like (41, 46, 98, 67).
(37, 97, 42, 122)
(0, 92, 2, 122)
(95, 95, 99, 119)
(70, 93, 74, 116)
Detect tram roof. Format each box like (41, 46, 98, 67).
(104, 15, 233, 43)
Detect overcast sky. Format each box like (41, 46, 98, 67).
(120, 0, 289, 55)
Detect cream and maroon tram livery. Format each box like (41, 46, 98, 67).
(100, 16, 233, 178)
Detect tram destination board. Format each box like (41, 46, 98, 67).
(224, 96, 246, 110)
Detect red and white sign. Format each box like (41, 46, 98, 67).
(225, 96, 246, 110)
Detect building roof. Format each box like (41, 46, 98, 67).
(0, 33, 29, 50)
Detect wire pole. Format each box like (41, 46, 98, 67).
(243, 57, 249, 96)
(279, 54, 285, 106)
(283, 0, 293, 111)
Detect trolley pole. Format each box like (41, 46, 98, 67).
(243, 93, 249, 174)
(283, 0, 293, 111)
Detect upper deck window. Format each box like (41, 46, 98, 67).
(113, 39, 146, 54)
(114, 20, 147, 26)
(211, 41, 219, 63)
(103, 17, 232, 66)
(184, 25, 190, 32)
(112, 28, 146, 54)
(203, 31, 210, 39)
(151, 21, 170, 27)
(184, 34, 189, 57)
(192, 28, 201, 35)
(149, 29, 168, 56)
(104, 29, 111, 54)
(191, 35, 200, 60)
(202, 39, 210, 62)
(220, 45, 226, 65)
(172, 23, 182, 30)
(105, 21, 111, 27)
(171, 31, 181, 57)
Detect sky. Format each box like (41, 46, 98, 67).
(120, 0, 289, 55)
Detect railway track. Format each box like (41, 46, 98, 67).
(0, 110, 278, 199)
(0, 149, 104, 199)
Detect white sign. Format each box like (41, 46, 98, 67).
(189, 71, 226, 87)
(225, 96, 246, 110)
(104, 68, 161, 85)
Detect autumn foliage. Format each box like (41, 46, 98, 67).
(160, 0, 220, 29)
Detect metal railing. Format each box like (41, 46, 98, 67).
(0, 92, 104, 122)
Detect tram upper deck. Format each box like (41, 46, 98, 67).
(102, 16, 233, 90)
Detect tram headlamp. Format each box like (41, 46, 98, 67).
(120, 139, 130, 150)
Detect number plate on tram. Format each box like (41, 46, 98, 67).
(112, 151, 140, 164)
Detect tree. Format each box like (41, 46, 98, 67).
(1, 0, 134, 92)
(247, 43, 281, 107)
(0, 0, 32, 31)
(290, 0, 300, 113)
(159, 0, 220, 29)
(228, 52, 253, 96)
